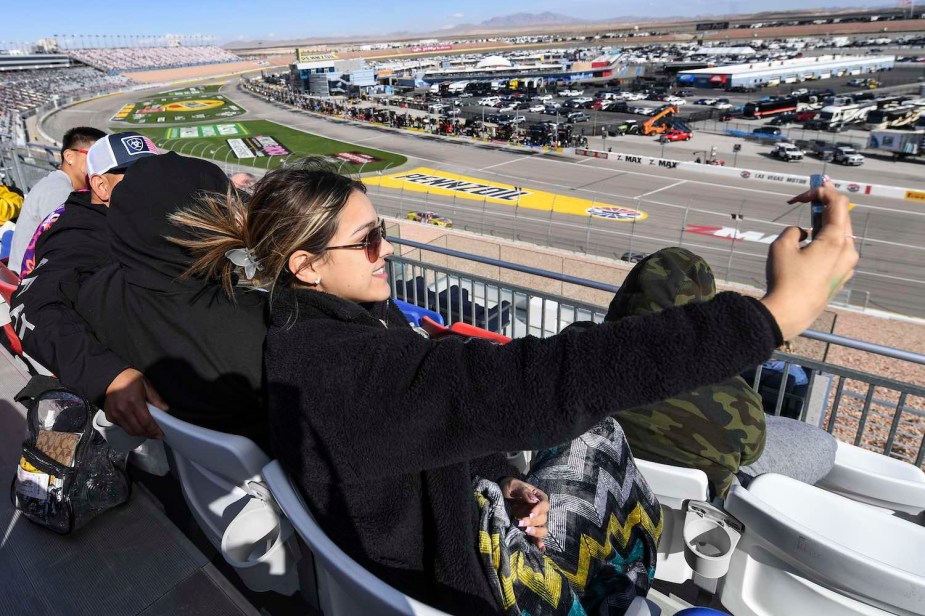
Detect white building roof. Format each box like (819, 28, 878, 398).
(678, 54, 895, 77)
(694, 47, 756, 56)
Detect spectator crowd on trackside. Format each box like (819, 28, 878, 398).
(68, 46, 241, 74)
(241, 78, 584, 148)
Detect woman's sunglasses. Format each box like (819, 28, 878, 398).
(326, 219, 387, 263)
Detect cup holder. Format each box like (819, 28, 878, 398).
(92, 410, 148, 452)
(221, 497, 299, 594)
(682, 500, 743, 579)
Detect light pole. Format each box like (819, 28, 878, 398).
(725, 203, 745, 282)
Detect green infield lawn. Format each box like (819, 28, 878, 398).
(130, 119, 407, 173)
(112, 84, 246, 124)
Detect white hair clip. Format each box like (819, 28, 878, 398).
(225, 248, 263, 280)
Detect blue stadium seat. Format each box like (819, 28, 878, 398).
(394, 298, 444, 327)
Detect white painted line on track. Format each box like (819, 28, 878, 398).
(514, 156, 925, 217)
(635, 180, 687, 199)
(479, 158, 523, 171)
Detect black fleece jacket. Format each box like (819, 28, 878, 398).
(11, 190, 129, 403)
(74, 153, 268, 444)
(266, 286, 782, 615)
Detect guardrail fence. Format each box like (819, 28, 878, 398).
(388, 234, 925, 467)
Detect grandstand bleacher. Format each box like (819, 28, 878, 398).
(68, 46, 241, 73)
(0, 66, 132, 142)
(0, 44, 241, 144)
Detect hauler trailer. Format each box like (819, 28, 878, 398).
(743, 97, 800, 118)
(867, 129, 925, 158)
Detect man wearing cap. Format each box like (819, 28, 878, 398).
(10, 132, 165, 416)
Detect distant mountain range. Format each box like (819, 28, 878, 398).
(224, 5, 898, 49)
(460, 11, 589, 30)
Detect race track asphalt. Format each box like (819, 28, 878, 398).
(43, 78, 925, 318)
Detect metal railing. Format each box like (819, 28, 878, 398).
(388, 235, 925, 467)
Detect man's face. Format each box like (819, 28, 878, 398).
(63, 144, 94, 189)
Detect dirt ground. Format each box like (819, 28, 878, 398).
(122, 55, 292, 84)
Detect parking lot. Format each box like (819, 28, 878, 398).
(375, 63, 925, 144)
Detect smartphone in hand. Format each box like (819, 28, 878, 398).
(809, 174, 827, 239)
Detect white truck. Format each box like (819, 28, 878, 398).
(833, 146, 864, 166)
(771, 143, 804, 162)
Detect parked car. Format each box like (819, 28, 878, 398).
(566, 111, 590, 123)
(770, 143, 804, 161)
(799, 139, 836, 161)
(560, 88, 583, 96)
(534, 94, 553, 102)
(664, 96, 687, 105)
(695, 98, 718, 105)
(714, 101, 733, 110)
(769, 113, 796, 126)
(658, 128, 693, 142)
(528, 104, 546, 112)
(621, 251, 649, 263)
(406, 211, 453, 227)
(752, 126, 783, 136)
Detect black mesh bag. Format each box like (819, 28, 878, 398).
(10, 376, 131, 534)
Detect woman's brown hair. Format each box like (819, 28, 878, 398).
(170, 158, 366, 298)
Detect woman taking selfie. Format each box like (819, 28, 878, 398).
(171, 160, 857, 616)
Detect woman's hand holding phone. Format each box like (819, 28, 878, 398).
(760, 180, 859, 341)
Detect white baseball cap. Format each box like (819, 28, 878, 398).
(86, 132, 159, 177)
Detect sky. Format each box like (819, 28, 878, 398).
(4, 0, 899, 45)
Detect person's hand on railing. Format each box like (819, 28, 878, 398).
(104, 368, 168, 439)
(761, 181, 859, 341)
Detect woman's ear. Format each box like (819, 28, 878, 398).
(289, 250, 321, 286)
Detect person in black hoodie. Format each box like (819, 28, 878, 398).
(11, 133, 164, 419)
(170, 159, 858, 616)
(70, 151, 268, 446)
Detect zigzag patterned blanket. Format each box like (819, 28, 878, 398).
(475, 417, 662, 616)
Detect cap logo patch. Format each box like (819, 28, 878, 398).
(122, 135, 148, 154)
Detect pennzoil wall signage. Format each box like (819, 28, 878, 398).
(364, 167, 647, 221)
(696, 22, 730, 31)
(296, 49, 339, 63)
